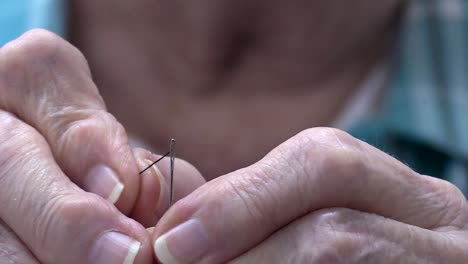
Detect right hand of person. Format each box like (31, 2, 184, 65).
(152, 128, 468, 264)
(0, 29, 205, 264)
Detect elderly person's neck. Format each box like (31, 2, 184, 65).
(70, 0, 404, 178)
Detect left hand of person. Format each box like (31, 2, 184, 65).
(0, 29, 205, 264)
(152, 128, 468, 263)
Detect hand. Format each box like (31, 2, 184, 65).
(153, 128, 468, 263)
(0, 219, 38, 264)
(0, 29, 205, 263)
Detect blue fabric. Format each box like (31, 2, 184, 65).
(351, 0, 468, 195)
(0, 0, 67, 46)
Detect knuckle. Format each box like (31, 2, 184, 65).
(291, 127, 367, 186)
(52, 194, 110, 224)
(308, 208, 356, 232)
(54, 111, 121, 154)
(293, 128, 363, 162)
(0, 29, 91, 101)
(318, 146, 366, 184)
(0, 111, 44, 174)
(424, 177, 468, 228)
(435, 178, 465, 200)
(223, 168, 281, 228)
(293, 209, 370, 263)
(295, 127, 359, 151)
(58, 110, 113, 137)
(35, 193, 114, 253)
(0, 29, 65, 107)
(1, 29, 63, 68)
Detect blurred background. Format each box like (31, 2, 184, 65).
(2, 1, 467, 187)
(0, 0, 407, 179)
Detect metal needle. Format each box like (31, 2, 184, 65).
(169, 139, 176, 207)
(138, 139, 176, 208)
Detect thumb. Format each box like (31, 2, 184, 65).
(132, 148, 206, 227)
(151, 128, 466, 263)
(0, 29, 139, 214)
(0, 110, 153, 264)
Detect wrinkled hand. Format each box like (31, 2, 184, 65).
(0, 30, 205, 264)
(153, 128, 468, 263)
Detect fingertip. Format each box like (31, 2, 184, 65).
(83, 164, 125, 205)
(153, 153, 206, 200)
(132, 149, 169, 226)
(154, 219, 210, 264)
(131, 235, 155, 264)
(53, 116, 142, 215)
(131, 148, 206, 226)
(146, 227, 155, 235)
(154, 235, 180, 264)
(109, 181, 125, 204)
(114, 214, 155, 264)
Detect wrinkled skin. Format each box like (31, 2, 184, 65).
(0, 30, 204, 264)
(2, 1, 468, 264)
(153, 128, 468, 263)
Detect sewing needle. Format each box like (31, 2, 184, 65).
(169, 139, 176, 207)
(138, 139, 176, 208)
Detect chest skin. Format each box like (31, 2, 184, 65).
(70, 0, 402, 179)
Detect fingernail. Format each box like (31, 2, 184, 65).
(143, 159, 166, 207)
(146, 227, 155, 235)
(154, 219, 210, 264)
(90, 232, 141, 264)
(84, 165, 124, 204)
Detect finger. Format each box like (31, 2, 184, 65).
(152, 127, 468, 264)
(0, 29, 137, 213)
(0, 219, 39, 264)
(230, 208, 468, 263)
(132, 148, 205, 227)
(0, 111, 152, 264)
